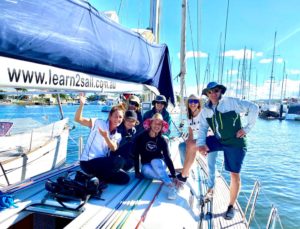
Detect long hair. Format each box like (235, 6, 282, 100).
(186, 95, 201, 119)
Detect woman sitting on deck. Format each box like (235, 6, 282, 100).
(115, 110, 140, 171)
(134, 113, 177, 200)
(75, 95, 130, 185)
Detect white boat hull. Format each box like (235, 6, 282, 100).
(0, 119, 69, 187)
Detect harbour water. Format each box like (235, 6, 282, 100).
(0, 104, 299, 228)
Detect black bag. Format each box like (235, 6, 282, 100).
(45, 171, 106, 210)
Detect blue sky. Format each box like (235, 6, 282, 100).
(91, 0, 300, 100)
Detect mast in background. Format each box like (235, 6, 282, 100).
(179, 0, 187, 120)
(280, 61, 286, 101)
(149, 0, 160, 43)
(268, 32, 277, 104)
(220, 0, 230, 83)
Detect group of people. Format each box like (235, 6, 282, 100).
(75, 81, 259, 220)
(75, 93, 177, 199)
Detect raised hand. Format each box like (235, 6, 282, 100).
(79, 94, 86, 105)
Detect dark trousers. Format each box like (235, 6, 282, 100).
(80, 155, 130, 185)
(114, 148, 134, 171)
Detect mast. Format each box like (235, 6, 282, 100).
(229, 56, 234, 97)
(255, 70, 258, 101)
(280, 61, 286, 101)
(241, 47, 247, 99)
(236, 60, 240, 97)
(247, 49, 253, 100)
(179, 0, 187, 120)
(149, 0, 160, 43)
(220, 0, 230, 83)
(269, 32, 277, 104)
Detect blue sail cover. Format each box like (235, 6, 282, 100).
(0, 0, 174, 104)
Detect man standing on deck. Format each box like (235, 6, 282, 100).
(192, 82, 258, 220)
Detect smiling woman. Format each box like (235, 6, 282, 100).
(133, 113, 177, 200)
(75, 95, 130, 185)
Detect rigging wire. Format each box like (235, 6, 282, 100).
(187, 1, 200, 95)
(117, 0, 123, 17)
(220, 0, 230, 84)
(196, 0, 202, 93)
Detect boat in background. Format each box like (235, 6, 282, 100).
(0, 118, 69, 187)
(259, 32, 281, 120)
(285, 103, 300, 121)
(101, 98, 116, 112)
(259, 103, 280, 119)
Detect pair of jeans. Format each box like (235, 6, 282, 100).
(207, 151, 218, 189)
(141, 159, 172, 185)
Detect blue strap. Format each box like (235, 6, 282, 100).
(0, 195, 18, 210)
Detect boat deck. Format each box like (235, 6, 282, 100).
(0, 138, 247, 228)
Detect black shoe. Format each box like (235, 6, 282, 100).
(224, 205, 235, 220)
(176, 173, 187, 183)
(175, 173, 187, 189)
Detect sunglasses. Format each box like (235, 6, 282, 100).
(125, 118, 136, 123)
(188, 99, 199, 104)
(155, 102, 165, 105)
(207, 88, 221, 94)
(129, 101, 139, 106)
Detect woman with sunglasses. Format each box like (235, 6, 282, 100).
(75, 95, 130, 185)
(177, 94, 202, 182)
(127, 95, 143, 132)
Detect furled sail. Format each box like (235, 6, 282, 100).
(0, 0, 174, 104)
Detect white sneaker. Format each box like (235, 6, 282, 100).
(168, 186, 177, 200)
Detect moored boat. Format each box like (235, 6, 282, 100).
(285, 103, 300, 121)
(0, 118, 69, 187)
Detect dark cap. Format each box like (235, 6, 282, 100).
(124, 110, 139, 124)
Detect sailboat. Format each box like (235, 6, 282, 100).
(0, 0, 281, 228)
(0, 117, 69, 187)
(259, 32, 280, 119)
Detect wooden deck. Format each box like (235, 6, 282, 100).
(194, 154, 247, 229)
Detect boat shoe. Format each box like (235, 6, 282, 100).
(224, 205, 235, 220)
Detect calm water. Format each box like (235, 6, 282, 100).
(1, 104, 299, 228)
